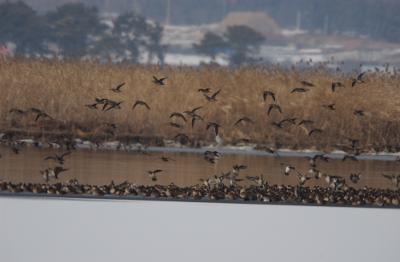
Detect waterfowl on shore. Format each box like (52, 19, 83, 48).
(262, 90, 275, 102)
(152, 76, 167, 85)
(110, 82, 125, 93)
(267, 104, 282, 115)
(44, 151, 71, 165)
(132, 100, 150, 110)
(203, 89, 221, 102)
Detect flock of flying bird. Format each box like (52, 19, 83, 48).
(1, 72, 400, 200)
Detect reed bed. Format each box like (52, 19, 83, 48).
(1, 58, 400, 151)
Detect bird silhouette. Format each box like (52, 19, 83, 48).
(308, 128, 322, 136)
(132, 100, 150, 110)
(147, 169, 163, 181)
(300, 80, 315, 87)
(169, 112, 187, 122)
(110, 82, 125, 93)
(234, 117, 254, 126)
(291, 88, 309, 93)
(206, 122, 221, 136)
(331, 81, 344, 92)
(262, 91, 275, 102)
(267, 104, 282, 115)
(153, 76, 167, 85)
(203, 89, 221, 102)
(322, 104, 336, 111)
(44, 151, 71, 165)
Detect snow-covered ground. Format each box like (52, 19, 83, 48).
(1, 196, 399, 262)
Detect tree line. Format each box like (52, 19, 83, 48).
(0, 1, 166, 63)
(0, 1, 268, 66)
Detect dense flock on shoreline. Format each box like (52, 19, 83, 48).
(1, 60, 400, 206)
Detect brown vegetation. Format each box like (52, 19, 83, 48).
(1, 58, 400, 151)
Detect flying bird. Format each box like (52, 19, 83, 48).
(152, 76, 167, 85)
(267, 104, 282, 115)
(169, 112, 187, 122)
(291, 88, 309, 93)
(322, 104, 336, 111)
(308, 128, 322, 136)
(147, 169, 163, 181)
(203, 89, 221, 102)
(206, 122, 221, 136)
(234, 117, 254, 126)
(331, 81, 344, 92)
(110, 82, 125, 93)
(262, 90, 275, 102)
(132, 100, 150, 110)
(300, 80, 315, 87)
(44, 151, 71, 165)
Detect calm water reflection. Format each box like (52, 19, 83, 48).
(0, 147, 399, 189)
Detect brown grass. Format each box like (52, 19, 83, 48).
(1, 58, 400, 151)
